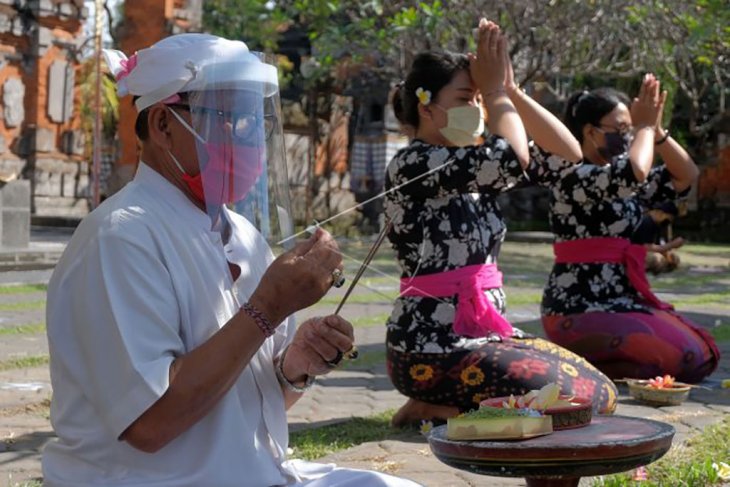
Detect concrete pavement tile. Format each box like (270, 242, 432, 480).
(0, 269, 54, 286)
(0, 367, 51, 411)
(689, 387, 730, 405)
(613, 401, 662, 418)
(676, 411, 728, 433)
(316, 375, 373, 388)
(322, 439, 525, 486)
(0, 309, 46, 328)
(0, 367, 49, 385)
(706, 404, 730, 414)
(670, 425, 699, 445)
(0, 334, 49, 361)
(650, 402, 718, 418)
(400, 471, 480, 487)
(0, 414, 52, 484)
(0, 292, 46, 305)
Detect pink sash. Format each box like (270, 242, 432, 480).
(553, 236, 721, 365)
(553, 237, 669, 310)
(400, 264, 514, 338)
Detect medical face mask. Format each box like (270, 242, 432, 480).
(167, 107, 263, 205)
(434, 104, 485, 147)
(594, 128, 632, 160)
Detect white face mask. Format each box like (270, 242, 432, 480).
(434, 104, 485, 147)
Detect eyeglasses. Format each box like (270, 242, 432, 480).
(168, 104, 276, 145)
(596, 123, 633, 136)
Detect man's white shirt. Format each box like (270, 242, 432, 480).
(43, 162, 296, 486)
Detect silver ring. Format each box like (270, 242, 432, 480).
(331, 268, 345, 288)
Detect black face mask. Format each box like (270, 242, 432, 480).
(597, 131, 632, 159)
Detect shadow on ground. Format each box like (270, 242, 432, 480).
(0, 429, 54, 465)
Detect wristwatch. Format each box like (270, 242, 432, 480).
(275, 347, 315, 393)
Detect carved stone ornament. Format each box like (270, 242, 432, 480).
(2, 77, 25, 128)
(48, 60, 75, 123)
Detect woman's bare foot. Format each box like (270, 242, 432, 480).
(391, 398, 460, 428)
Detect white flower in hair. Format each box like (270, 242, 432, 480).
(416, 87, 432, 105)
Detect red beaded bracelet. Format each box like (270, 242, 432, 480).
(241, 302, 276, 337)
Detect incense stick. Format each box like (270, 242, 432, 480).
(334, 221, 392, 316)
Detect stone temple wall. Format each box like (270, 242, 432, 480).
(111, 0, 202, 193)
(0, 0, 89, 219)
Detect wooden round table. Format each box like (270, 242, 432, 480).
(428, 415, 674, 487)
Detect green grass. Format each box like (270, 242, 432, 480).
(592, 418, 729, 486)
(0, 322, 46, 336)
(503, 277, 547, 289)
(0, 284, 47, 295)
(711, 324, 730, 342)
(0, 355, 49, 372)
(652, 272, 730, 292)
(682, 243, 730, 257)
(319, 293, 395, 306)
(505, 292, 543, 307)
(670, 291, 730, 307)
(349, 312, 390, 328)
(0, 300, 46, 312)
(289, 410, 400, 460)
(342, 349, 386, 370)
(514, 320, 545, 337)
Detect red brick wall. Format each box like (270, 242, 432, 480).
(116, 0, 171, 169)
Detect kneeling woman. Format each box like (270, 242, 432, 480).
(384, 20, 617, 427)
(532, 75, 720, 383)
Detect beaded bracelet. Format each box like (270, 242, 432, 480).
(275, 346, 315, 393)
(241, 302, 276, 337)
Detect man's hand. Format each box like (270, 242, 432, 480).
(282, 315, 355, 383)
(250, 229, 343, 325)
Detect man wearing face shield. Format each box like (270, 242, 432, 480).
(42, 34, 421, 487)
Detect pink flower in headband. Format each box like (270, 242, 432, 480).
(116, 53, 138, 82)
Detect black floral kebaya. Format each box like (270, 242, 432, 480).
(383, 135, 525, 353)
(527, 146, 686, 316)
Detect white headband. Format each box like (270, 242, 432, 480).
(103, 33, 278, 111)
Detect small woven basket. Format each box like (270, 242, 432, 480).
(627, 379, 691, 406)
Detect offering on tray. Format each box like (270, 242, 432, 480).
(479, 383, 593, 430)
(626, 377, 691, 406)
(494, 383, 562, 410)
(647, 374, 675, 389)
(446, 406, 553, 441)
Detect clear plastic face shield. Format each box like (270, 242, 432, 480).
(172, 52, 294, 251)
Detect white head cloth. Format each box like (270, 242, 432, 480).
(102, 33, 278, 111)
